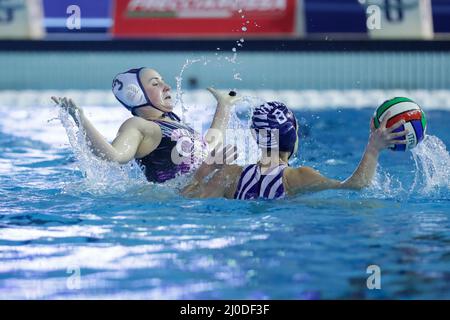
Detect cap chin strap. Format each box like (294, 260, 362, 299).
(288, 118, 300, 160)
(288, 141, 298, 160)
(132, 69, 180, 121)
(131, 105, 180, 122)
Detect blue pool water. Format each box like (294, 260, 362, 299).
(0, 104, 449, 299)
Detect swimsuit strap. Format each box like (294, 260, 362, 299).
(152, 119, 195, 138)
(164, 112, 180, 122)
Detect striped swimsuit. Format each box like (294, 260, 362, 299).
(137, 119, 207, 183)
(234, 164, 288, 200)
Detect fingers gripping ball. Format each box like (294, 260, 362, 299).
(374, 97, 427, 151)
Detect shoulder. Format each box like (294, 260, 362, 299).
(120, 116, 156, 128)
(119, 116, 161, 135)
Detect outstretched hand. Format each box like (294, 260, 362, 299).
(369, 111, 409, 151)
(207, 87, 241, 106)
(51, 96, 84, 125)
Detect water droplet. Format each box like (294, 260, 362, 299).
(217, 47, 220, 50)
(240, 38, 244, 42)
(241, 15, 245, 18)
(238, 9, 242, 13)
(232, 47, 236, 52)
(241, 26, 247, 32)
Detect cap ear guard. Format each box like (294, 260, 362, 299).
(125, 84, 146, 107)
(252, 128, 280, 150)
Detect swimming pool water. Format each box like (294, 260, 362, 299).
(0, 103, 449, 299)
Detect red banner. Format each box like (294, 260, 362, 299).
(112, 0, 297, 38)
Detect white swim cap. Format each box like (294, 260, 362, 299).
(112, 68, 154, 114)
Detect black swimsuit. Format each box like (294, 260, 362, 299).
(137, 118, 207, 183)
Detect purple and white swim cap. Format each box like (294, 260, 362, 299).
(251, 101, 299, 159)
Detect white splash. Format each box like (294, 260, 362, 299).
(175, 58, 202, 122)
(366, 134, 450, 199)
(57, 108, 149, 195)
(411, 135, 450, 194)
(226, 95, 264, 165)
(367, 164, 405, 199)
(225, 53, 238, 64)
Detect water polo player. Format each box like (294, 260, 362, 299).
(52, 67, 239, 183)
(182, 101, 409, 199)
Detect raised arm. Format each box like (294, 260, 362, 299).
(204, 88, 240, 151)
(52, 97, 158, 164)
(285, 112, 408, 194)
